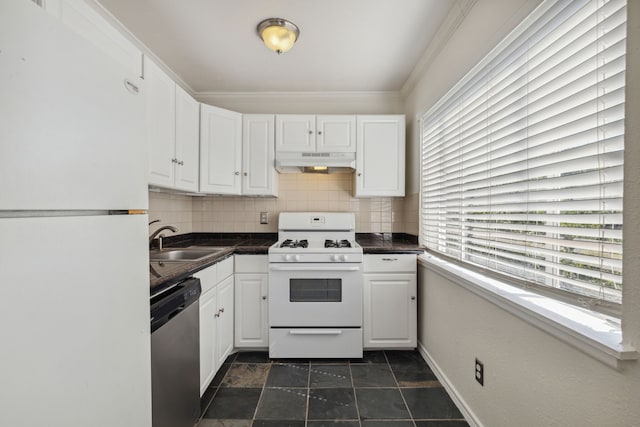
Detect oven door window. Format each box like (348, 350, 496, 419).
(289, 278, 342, 302)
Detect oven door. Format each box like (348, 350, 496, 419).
(268, 263, 363, 327)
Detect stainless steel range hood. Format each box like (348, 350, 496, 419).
(275, 152, 356, 174)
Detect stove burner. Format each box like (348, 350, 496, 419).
(324, 239, 352, 249)
(280, 239, 308, 248)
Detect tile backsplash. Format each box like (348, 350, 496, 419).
(149, 173, 417, 234)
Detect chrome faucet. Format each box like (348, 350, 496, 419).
(149, 224, 178, 249)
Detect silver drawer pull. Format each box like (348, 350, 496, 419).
(382, 258, 398, 261)
(289, 330, 342, 336)
(270, 266, 360, 272)
(124, 79, 139, 94)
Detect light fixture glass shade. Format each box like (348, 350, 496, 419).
(257, 18, 300, 54)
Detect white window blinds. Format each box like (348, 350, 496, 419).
(420, 0, 626, 306)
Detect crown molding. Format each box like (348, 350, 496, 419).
(401, 0, 477, 99)
(195, 91, 404, 114)
(85, 0, 196, 96)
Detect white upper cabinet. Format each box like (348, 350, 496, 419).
(276, 115, 355, 153)
(316, 115, 356, 152)
(355, 115, 406, 197)
(275, 115, 315, 152)
(242, 115, 278, 196)
(145, 57, 175, 188)
(44, 0, 143, 77)
(174, 85, 200, 192)
(145, 57, 200, 192)
(200, 104, 243, 195)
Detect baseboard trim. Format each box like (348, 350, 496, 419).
(417, 341, 483, 427)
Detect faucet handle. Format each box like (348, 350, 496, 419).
(149, 219, 160, 226)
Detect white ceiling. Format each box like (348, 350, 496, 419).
(95, 0, 456, 93)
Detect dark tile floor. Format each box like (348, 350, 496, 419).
(197, 350, 469, 427)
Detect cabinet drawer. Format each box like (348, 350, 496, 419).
(269, 328, 363, 358)
(234, 255, 268, 273)
(364, 254, 416, 273)
(216, 256, 234, 281)
(194, 264, 217, 294)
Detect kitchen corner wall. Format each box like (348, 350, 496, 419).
(148, 191, 194, 234)
(148, 174, 407, 234)
(191, 173, 406, 233)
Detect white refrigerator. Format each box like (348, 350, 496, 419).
(0, 1, 151, 426)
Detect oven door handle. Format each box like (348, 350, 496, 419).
(270, 266, 361, 272)
(289, 329, 343, 335)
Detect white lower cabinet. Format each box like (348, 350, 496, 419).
(195, 257, 234, 396)
(363, 254, 417, 349)
(234, 255, 269, 348)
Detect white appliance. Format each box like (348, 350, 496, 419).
(0, 2, 151, 426)
(275, 151, 356, 174)
(268, 212, 364, 358)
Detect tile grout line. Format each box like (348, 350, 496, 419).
(250, 357, 272, 424)
(385, 350, 418, 427)
(305, 359, 311, 427)
(347, 360, 364, 427)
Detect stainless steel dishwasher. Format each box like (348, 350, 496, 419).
(150, 277, 201, 427)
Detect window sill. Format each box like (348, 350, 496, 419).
(418, 253, 638, 369)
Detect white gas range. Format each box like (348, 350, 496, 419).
(268, 212, 363, 359)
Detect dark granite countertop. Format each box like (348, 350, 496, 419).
(357, 233, 424, 254)
(149, 233, 275, 296)
(150, 232, 423, 296)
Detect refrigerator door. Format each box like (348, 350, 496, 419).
(0, 0, 147, 211)
(0, 214, 151, 427)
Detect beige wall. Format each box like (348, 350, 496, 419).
(192, 174, 404, 233)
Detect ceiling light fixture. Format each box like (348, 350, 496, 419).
(257, 18, 300, 54)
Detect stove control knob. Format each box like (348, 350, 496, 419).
(341, 255, 348, 262)
(331, 255, 338, 262)
(284, 254, 292, 262)
(294, 255, 301, 262)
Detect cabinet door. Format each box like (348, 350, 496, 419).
(316, 115, 356, 152)
(200, 104, 242, 194)
(216, 275, 235, 367)
(174, 85, 199, 192)
(242, 115, 277, 196)
(355, 116, 405, 197)
(235, 273, 269, 348)
(44, 0, 143, 77)
(364, 273, 417, 348)
(275, 115, 316, 152)
(199, 287, 217, 396)
(145, 57, 176, 188)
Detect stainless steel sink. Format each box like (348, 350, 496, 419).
(149, 248, 225, 262)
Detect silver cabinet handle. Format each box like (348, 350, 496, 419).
(382, 258, 398, 261)
(234, 171, 240, 175)
(411, 296, 416, 301)
(244, 172, 248, 176)
(178, 160, 184, 165)
(171, 158, 177, 163)
(318, 131, 322, 135)
(220, 308, 224, 313)
(357, 172, 362, 176)
(124, 79, 139, 94)
(289, 330, 342, 336)
(262, 296, 267, 300)
(270, 266, 360, 272)
(308, 130, 313, 135)
(214, 313, 220, 318)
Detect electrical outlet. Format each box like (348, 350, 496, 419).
(260, 211, 269, 224)
(475, 358, 484, 386)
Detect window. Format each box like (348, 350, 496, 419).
(420, 0, 626, 309)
